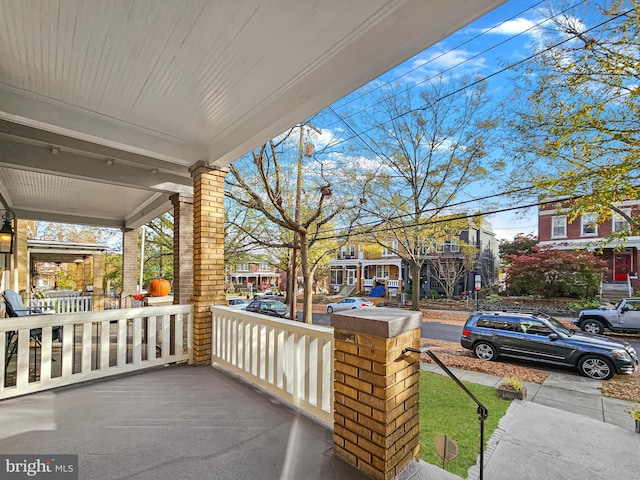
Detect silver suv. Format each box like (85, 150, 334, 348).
(460, 311, 638, 380)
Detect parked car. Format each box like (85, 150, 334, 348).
(573, 298, 640, 334)
(460, 311, 638, 380)
(326, 297, 375, 314)
(253, 289, 285, 299)
(244, 299, 290, 318)
(227, 298, 251, 310)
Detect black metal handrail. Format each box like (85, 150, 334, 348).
(403, 346, 488, 480)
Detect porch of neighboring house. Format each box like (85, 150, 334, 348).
(329, 259, 403, 299)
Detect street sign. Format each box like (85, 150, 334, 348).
(474, 274, 481, 291)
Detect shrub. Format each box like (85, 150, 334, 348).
(630, 405, 640, 421)
(499, 376, 524, 391)
(567, 298, 602, 310)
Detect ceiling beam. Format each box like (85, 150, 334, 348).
(0, 139, 193, 193)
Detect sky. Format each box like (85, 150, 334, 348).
(321, 0, 556, 241)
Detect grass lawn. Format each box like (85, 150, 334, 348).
(419, 371, 512, 478)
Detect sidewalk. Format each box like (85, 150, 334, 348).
(421, 363, 640, 479)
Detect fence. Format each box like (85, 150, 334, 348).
(211, 306, 334, 425)
(1, 305, 193, 400)
(29, 295, 94, 313)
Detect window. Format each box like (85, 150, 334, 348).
(259, 263, 270, 271)
(237, 263, 249, 272)
(349, 245, 355, 258)
(551, 216, 566, 238)
(612, 209, 631, 232)
(581, 213, 597, 236)
(449, 240, 460, 253)
(330, 268, 343, 285)
(376, 265, 390, 278)
(382, 240, 397, 256)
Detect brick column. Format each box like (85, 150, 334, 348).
(14, 220, 29, 293)
(92, 254, 105, 311)
(332, 308, 422, 480)
(170, 194, 193, 305)
(121, 228, 140, 308)
(189, 161, 227, 365)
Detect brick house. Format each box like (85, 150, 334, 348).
(226, 259, 285, 294)
(537, 200, 640, 293)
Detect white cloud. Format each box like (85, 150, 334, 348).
(483, 17, 538, 36)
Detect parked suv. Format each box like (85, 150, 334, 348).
(460, 311, 638, 380)
(573, 298, 640, 334)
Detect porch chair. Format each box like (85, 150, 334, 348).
(3, 289, 60, 369)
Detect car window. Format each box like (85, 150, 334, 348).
(625, 301, 640, 311)
(520, 320, 553, 336)
(476, 318, 518, 332)
(339, 299, 347, 304)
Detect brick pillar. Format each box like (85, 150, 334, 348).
(332, 308, 422, 480)
(92, 254, 105, 311)
(121, 228, 140, 308)
(189, 161, 227, 365)
(14, 220, 29, 293)
(170, 194, 193, 305)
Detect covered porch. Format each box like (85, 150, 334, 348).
(0, 1, 506, 479)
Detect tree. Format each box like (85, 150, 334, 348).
(505, 0, 640, 230)
(225, 124, 367, 323)
(504, 247, 607, 298)
(499, 234, 538, 262)
(142, 213, 174, 288)
(429, 243, 477, 299)
(361, 75, 503, 310)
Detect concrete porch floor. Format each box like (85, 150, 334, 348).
(0, 364, 457, 480)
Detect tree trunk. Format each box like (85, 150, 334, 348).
(300, 232, 313, 324)
(410, 261, 421, 311)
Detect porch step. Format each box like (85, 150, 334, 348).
(369, 285, 386, 298)
(338, 285, 355, 297)
(600, 283, 631, 304)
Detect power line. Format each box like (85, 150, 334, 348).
(324, 3, 633, 151)
(321, 0, 588, 138)
(331, 0, 553, 114)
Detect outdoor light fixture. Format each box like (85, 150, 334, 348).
(0, 208, 16, 254)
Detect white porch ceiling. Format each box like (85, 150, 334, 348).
(0, 0, 505, 229)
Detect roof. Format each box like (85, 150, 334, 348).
(0, 0, 506, 229)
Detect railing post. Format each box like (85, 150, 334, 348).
(331, 307, 422, 480)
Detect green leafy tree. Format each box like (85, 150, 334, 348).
(143, 213, 174, 288)
(361, 75, 503, 309)
(499, 234, 538, 264)
(505, 0, 640, 230)
(504, 247, 607, 298)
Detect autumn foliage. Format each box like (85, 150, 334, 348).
(504, 246, 607, 298)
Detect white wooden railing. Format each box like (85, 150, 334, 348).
(211, 306, 334, 425)
(29, 295, 93, 313)
(1, 305, 193, 400)
(387, 279, 399, 289)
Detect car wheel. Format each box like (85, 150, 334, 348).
(327, 306, 333, 314)
(581, 319, 604, 335)
(578, 355, 615, 380)
(474, 342, 497, 361)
